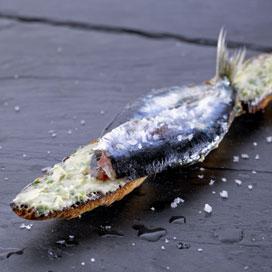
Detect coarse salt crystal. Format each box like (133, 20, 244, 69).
(209, 179, 215, 186)
(220, 190, 228, 199)
(241, 153, 249, 159)
(234, 179, 242, 186)
(204, 204, 212, 214)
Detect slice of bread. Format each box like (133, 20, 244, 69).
(10, 141, 146, 220)
(10, 177, 145, 220)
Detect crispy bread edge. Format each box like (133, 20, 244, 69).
(11, 177, 146, 220)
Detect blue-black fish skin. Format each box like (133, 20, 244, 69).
(94, 79, 238, 180)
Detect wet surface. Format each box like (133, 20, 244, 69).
(0, 1, 271, 272)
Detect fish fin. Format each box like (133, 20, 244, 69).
(215, 28, 246, 82)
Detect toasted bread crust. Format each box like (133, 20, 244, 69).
(11, 177, 145, 220)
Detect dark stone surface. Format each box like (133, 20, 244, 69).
(0, 2, 271, 272)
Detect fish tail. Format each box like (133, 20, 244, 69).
(215, 28, 246, 82)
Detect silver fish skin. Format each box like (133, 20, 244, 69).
(93, 78, 238, 180)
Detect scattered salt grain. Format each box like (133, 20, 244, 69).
(57, 47, 62, 53)
(4, 177, 8, 181)
(161, 245, 165, 250)
(204, 204, 212, 214)
(150, 207, 155, 211)
(248, 184, 253, 190)
(212, 191, 216, 194)
(253, 142, 258, 146)
(131, 242, 136, 246)
(14, 105, 20, 112)
(47, 150, 51, 154)
(266, 136, 272, 143)
(166, 266, 170, 270)
(165, 238, 169, 244)
(67, 129, 72, 135)
(241, 153, 249, 159)
(173, 236, 177, 240)
(81, 262, 85, 266)
(197, 248, 203, 252)
(90, 258, 95, 263)
(209, 179, 215, 186)
(199, 167, 205, 171)
(170, 197, 184, 208)
(198, 174, 204, 179)
(80, 120, 86, 126)
(220, 190, 228, 199)
(233, 156, 239, 162)
(138, 143, 142, 149)
(20, 223, 32, 230)
(22, 153, 27, 158)
(234, 179, 242, 186)
(100, 110, 105, 115)
(51, 133, 57, 138)
(255, 154, 260, 160)
(252, 170, 257, 174)
(221, 177, 227, 182)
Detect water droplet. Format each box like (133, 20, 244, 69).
(100, 110, 105, 115)
(4, 177, 8, 181)
(169, 216, 186, 224)
(177, 242, 190, 249)
(133, 224, 166, 242)
(96, 226, 123, 237)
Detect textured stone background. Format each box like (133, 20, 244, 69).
(0, 1, 271, 271)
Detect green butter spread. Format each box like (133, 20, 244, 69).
(234, 54, 272, 105)
(13, 143, 127, 216)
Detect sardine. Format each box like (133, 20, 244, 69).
(92, 30, 272, 181)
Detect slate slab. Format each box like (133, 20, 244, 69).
(0, 7, 271, 272)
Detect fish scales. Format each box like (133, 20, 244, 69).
(94, 79, 237, 180)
